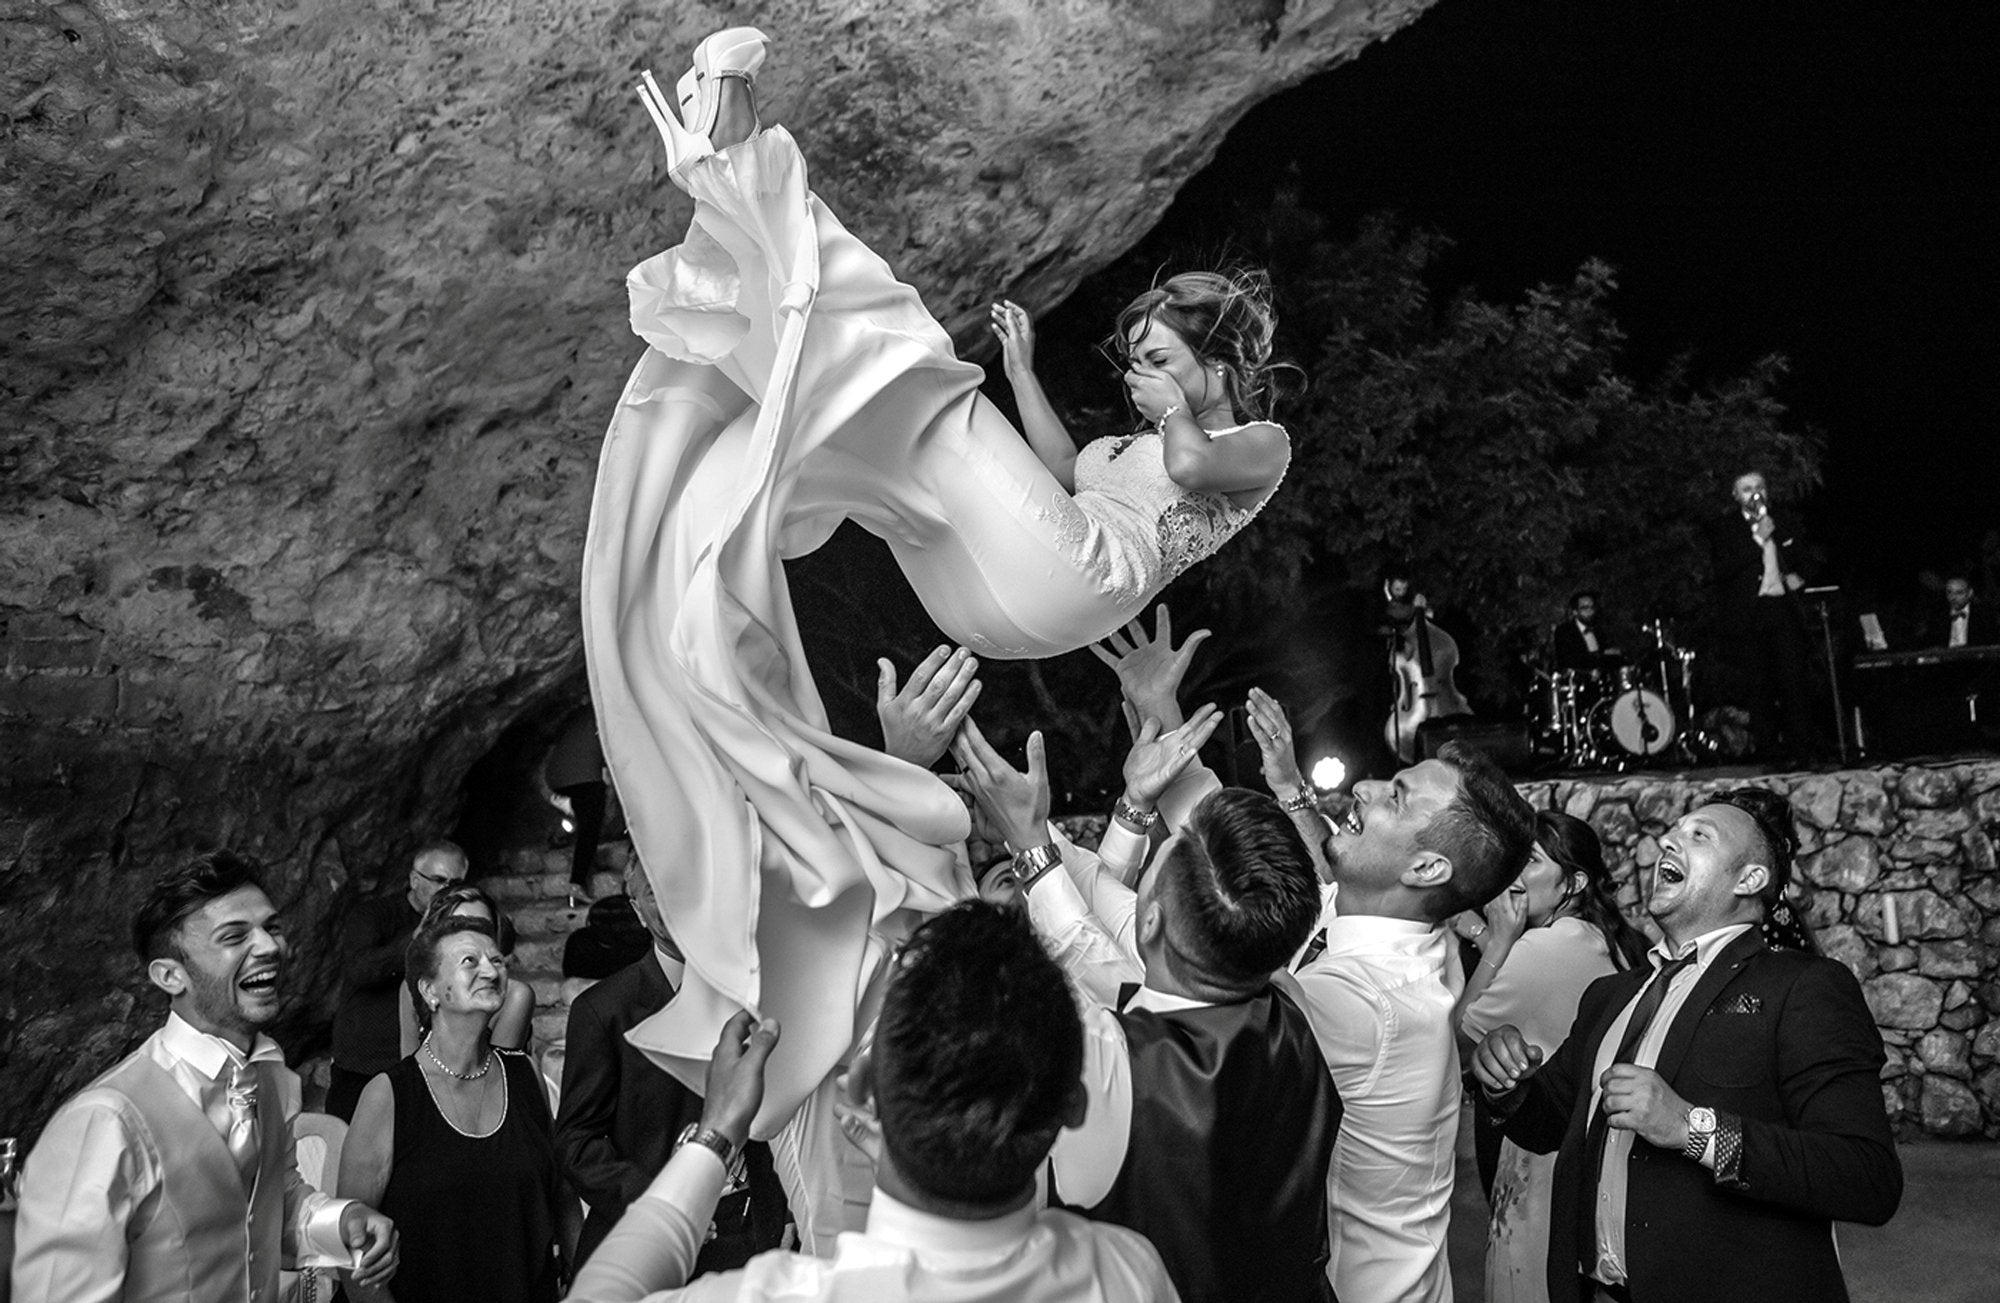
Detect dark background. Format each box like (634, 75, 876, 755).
(1141, 0, 1996, 601)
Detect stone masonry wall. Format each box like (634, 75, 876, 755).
(1521, 759, 2000, 1139)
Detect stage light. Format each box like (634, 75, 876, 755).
(560, 817, 575, 834)
(1309, 755, 1347, 792)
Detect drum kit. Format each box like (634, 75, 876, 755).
(1529, 619, 1703, 770)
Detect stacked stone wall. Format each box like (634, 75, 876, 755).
(1522, 759, 2000, 1139)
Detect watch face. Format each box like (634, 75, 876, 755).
(1689, 1106, 1717, 1132)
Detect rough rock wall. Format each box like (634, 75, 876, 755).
(1523, 759, 2000, 1139)
(0, 1, 1437, 1133)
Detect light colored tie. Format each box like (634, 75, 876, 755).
(224, 1061, 262, 1194)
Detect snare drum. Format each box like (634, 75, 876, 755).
(1589, 687, 1676, 756)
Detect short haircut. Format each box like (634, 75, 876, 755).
(1156, 787, 1320, 985)
(1414, 742, 1537, 921)
(413, 839, 468, 871)
(133, 851, 264, 962)
(405, 914, 499, 1032)
(1569, 589, 1600, 610)
(872, 902, 1083, 1206)
(1709, 787, 1797, 907)
(420, 881, 517, 954)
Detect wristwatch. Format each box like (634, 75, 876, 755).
(1683, 1105, 1717, 1160)
(675, 1122, 737, 1170)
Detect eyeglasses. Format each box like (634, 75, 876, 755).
(414, 869, 466, 888)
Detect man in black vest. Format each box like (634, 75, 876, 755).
(961, 717, 1339, 1303)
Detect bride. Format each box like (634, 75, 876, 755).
(583, 27, 1292, 1130)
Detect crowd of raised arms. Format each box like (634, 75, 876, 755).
(9, 25, 1903, 1303)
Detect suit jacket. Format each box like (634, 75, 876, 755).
(14, 1044, 332, 1303)
(1498, 931, 1901, 1303)
(1551, 620, 1610, 673)
(555, 954, 706, 1263)
(1705, 510, 1808, 624)
(1922, 599, 2000, 649)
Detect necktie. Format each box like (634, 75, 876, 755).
(1294, 929, 1329, 971)
(224, 1061, 262, 1194)
(1578, 950, 1697, 1269)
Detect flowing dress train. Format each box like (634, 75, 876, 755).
(583, 125, 1283, 1131)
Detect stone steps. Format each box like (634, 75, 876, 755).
(483, 841, 635, 1062)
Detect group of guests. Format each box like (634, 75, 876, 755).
(10, 610, 1903, 1303)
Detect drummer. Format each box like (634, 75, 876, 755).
(1550, 590, 1623, 673)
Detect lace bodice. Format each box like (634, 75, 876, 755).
(1038, 426, 1285, 606)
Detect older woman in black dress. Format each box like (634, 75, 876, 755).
(339, 914, 578, 1302)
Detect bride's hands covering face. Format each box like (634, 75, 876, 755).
(1124, 362, 1188, 424)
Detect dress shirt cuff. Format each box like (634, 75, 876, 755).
(1026, 851, 1096, 938)
(1710, 1111, 1747, 1188)
(297, 1197, 356, 1268)
(1096, 819, 1148, 887)
(642, 1142, 729, 1226)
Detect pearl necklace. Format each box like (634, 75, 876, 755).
(422, 1032, 493, 1081)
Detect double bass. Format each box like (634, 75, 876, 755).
(1383, 595, 1473, 762)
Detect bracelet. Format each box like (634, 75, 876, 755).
(674, 1122, 737, 1169)
(1013, 842, 1062, 890)
(1113, 797, 1159, 830)
(1154, 404, 1183, 432)
(1278, 790, 1317, 814)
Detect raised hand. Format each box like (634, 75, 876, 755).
(1125, 362, 1188, 425)
(1244, 687, 1306, 798)
(1091, 604, 1210, 733)
(952, 717, 1051, 853)
(988, 299, 1037, 380)
(876, 645, 981, 768)
(700, 1008, 782, 1151)
(1121, 704, 1223, 809)
(1471, 1024, 1544, 1097)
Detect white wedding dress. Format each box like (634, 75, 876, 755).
(582, 124, 1284, 1130)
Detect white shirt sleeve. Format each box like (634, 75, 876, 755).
(11, 1093, 145, 1303)
(566, 1145, 728, 1301)
(1047, 1004, 1132, 1210)
(1026, 831, 1144, 1010)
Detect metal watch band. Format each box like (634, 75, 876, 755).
(1013, 842, 1062, 890)
(1279, 790, 1317, 814)
(1113, 797, 1159, 829)
(675, 1123, 735, 1168)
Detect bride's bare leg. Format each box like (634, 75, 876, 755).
(711, 77, 758, 150)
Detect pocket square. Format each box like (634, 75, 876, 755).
(1719, 993, 1762, 1015)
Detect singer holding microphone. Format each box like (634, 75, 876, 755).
(1704, 470, 1822, 763)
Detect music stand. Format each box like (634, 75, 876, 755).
(1803, 585, 1851, 764)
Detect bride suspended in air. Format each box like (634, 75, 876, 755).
(583, 26, 1294, 1129)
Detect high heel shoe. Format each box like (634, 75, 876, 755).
(676, 26, 770, 142)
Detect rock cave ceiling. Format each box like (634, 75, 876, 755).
(0, 0, 1434, 1125)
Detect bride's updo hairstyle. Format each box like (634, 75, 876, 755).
(1111, 267, 1282, 422)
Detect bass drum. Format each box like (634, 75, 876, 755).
(1589, 688, 1676, 756)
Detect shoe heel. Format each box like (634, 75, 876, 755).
(636, 70, 709, 172)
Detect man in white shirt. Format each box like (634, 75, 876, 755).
(566, 902, 1177, 1302)
(13, 851, 399, 1303)
(1471, 789, 1901, 1303)
(955, 709, 1340, 1303)
(1282, 741, 1536, 1303)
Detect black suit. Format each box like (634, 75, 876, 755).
(1498, 931, 1901, 1303)
(555, 955, 786, 1269)
(1922, 598, 2000, 649)
(1704, 509, 1819, 757)
(1551, 620, 1611, 673)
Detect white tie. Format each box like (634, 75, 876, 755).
(225, 1061, 262, 1194)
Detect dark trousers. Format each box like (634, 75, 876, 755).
(1723, 596, 1819, 760)
(558, 780, 608, 888)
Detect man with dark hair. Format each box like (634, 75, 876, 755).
(1551, 591, 1617, 673)
(1472, 788, 1902, 1303)
(567, 902, 1174, 1301)
(1283, 741, 1536, 1302)
(15, 852, 399, 1302)
(557, 857, 786, 1272)
(327, 839, 469, 1120)
(957, 712, 1339, 1303)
